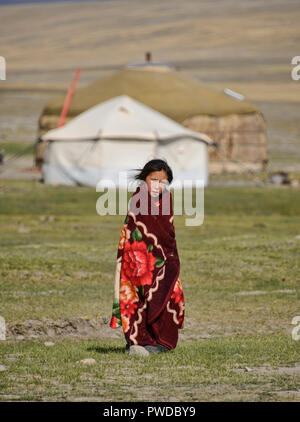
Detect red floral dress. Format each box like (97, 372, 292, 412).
(110, 184, 184, 350)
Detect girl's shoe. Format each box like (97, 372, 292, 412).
(157, 343, 170, 353)
(143, 345, 161, 354)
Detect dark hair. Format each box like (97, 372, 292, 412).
(132, 159, 173, 184)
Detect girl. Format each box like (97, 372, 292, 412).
(110, 159, 184, 355)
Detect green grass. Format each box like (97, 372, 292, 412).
(0, 335, 299, 401)
(0, 142, 35, 158)
(0, 179, 299, 401)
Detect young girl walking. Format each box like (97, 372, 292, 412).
(110, 159, 184, 355)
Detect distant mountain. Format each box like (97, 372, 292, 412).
(0, 0, 113, 5)
(0, 0, 79, 4)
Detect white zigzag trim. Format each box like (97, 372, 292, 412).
(128, 211, 166, 344)
(130, 302, 147, 345)
(167, 301, 179, 325)
(128, 212, 166, 260)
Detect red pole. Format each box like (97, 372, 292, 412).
(58, 68, 81, 127)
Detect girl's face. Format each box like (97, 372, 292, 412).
(145, 170, 169, 197)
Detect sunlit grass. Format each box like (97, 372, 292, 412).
(0, 179, 299, 401)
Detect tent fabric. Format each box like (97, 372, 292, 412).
(41, 95, 214, 144)
(42, 69, 259, 122)
(42, 141, 209, 187)
(41, 95, 213, 188)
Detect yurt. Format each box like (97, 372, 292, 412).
(37, 65, 267, 173)
(40, 95, 214, 188)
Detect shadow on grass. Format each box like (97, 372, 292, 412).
(86, 345, 126, 354)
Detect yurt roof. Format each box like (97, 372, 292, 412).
(41, 95, 214, 145)
(42, 69, 259, 121)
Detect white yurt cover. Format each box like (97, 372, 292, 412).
(41, 95, 214, 188)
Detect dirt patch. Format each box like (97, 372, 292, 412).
(234, 289, 296, 296)
(273, 390, 300, 398)
(234, 363, 300, 376)
(3, 314, 294, 341)
(0, 156, 41, 181)
(178, 316, 294, 340)
(5, 317, 122, 341)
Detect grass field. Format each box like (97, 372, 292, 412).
(0, 179, 299, 401)
(0, 0, 299, 402)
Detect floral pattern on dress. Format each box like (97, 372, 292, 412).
(110, 186, 184, 349)
(170, 279, 185, 328)
(171, 279, 184, 305)
(118, 223, 130, 250)
(118, 279, 139, 333)
(121, 240, 157, 287)
(110, 221, 165, 330)
(120, 279, 139, 303)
